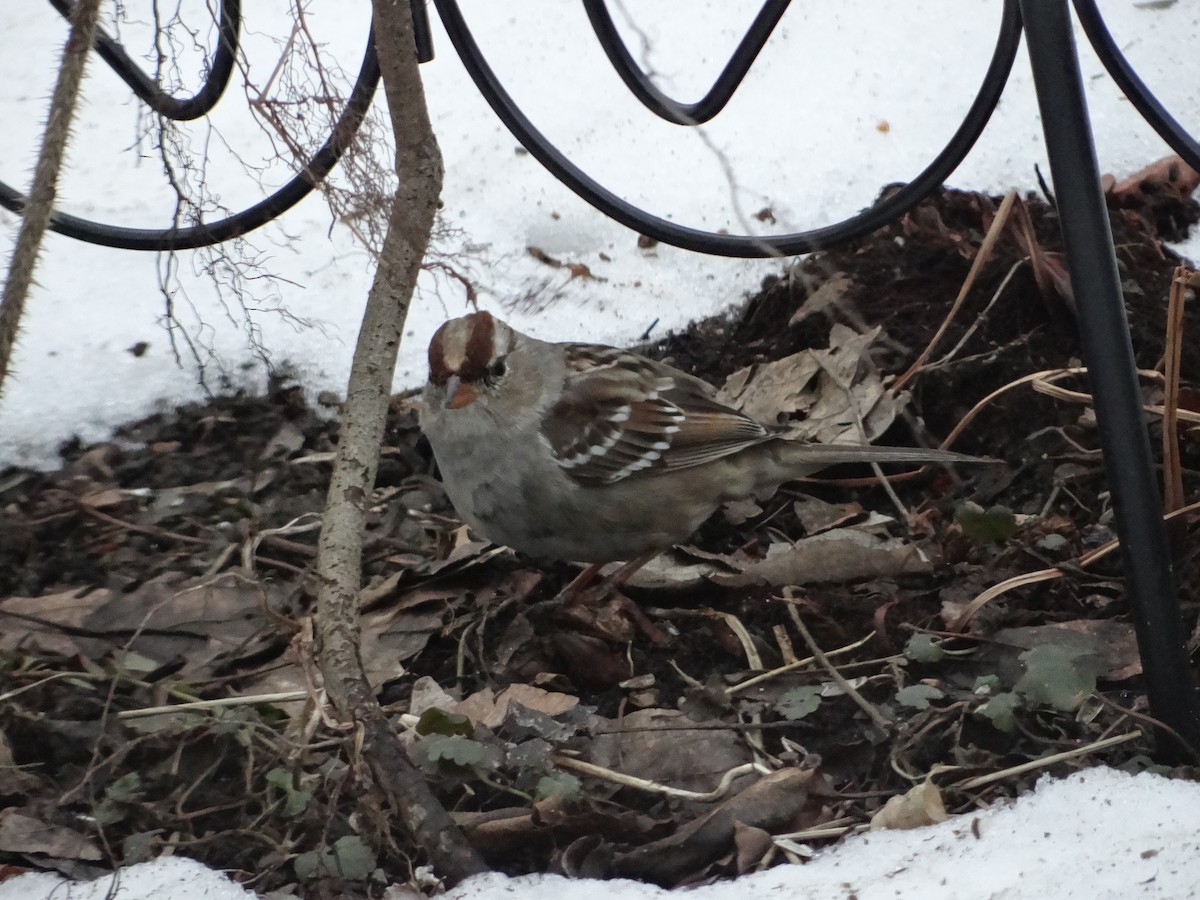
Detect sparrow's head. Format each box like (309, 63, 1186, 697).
(427, 311, 518, 410)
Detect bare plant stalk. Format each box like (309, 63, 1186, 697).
(1161, 267, 1190, 516)
(313, 1, 486, 883)
(0, 0, 102, 397)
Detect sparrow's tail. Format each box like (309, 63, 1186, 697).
(740, 439, 990, 497)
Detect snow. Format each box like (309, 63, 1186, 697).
(0, 855, 255, 900)
(444, 769, 1200, 900)
(2, 1, 1200, 898)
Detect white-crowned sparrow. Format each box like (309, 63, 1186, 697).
(421, 311, 976, 564)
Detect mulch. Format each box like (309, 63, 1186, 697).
(1, 178, 1199, 896)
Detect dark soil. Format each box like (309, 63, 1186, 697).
(2, 183, 1200, 896)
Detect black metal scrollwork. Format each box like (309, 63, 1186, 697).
(0, 2, 380, 250)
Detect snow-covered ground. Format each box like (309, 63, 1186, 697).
(2, 2, 1199, 898)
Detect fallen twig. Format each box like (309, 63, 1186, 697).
(785, 597, 892, 733)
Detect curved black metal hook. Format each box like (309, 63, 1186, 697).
(0, 25, 381, 251)
(48, 0, 241, 122)
(433, 0, 1022, 258)
(582, 0, 790, 125)
(1073, 0, 1200, 172)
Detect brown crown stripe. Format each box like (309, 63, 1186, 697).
(427, 320, 451, 384)
(461, 311, 495, 381)
(427, 310, 496, 384)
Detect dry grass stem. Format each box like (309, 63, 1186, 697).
(726, 632, 875, 695)
(786, 601, 892, 733)
(892, 191, 1017, 392)
(551, 755, 769, 801)
(1162, 267, 1193, 513)
(950, 498, 1200, 631)
(714, 610, 763, 670)
(927, 258, 1028, 371)
(118, 690, 312, 720)
(951, 731, 1141, 791)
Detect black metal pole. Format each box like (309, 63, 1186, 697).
(1020, 0, 1200, 759)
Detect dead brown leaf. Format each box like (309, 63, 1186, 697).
(1107, 154, 1200, 205)
(792, 494, 865, 535)
(603, 768, 812, 885)
(360, 604, 448, 684)
(587, 708, 751, 794)
(732, 821, 775, 873)
(77, 488, 130, 510)
(993, 619, 1142, 681)
(788, 274, 855, 327)
(723, 498, 763, 526)
(717, 324, 902, 445)
(408, 675, 458, 716)
(0, 588, 108, 656)
(0, 811, 101, 861)
(259, 422, 306, 460)
(69, 573, 286, 677)
(870, 779, 948, 830)
(452, 684, 579, 729)
(713, 528, 935, 587)
(716, 347, 822, 424)
(624, 546, 741, 591)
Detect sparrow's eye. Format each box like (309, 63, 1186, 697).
(487, 357, 507, 380)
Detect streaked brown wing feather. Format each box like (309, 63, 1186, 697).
(652, 384, 773, 469)
(543, 345, 774, 485)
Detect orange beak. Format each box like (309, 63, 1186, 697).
(444, 375, 478, 410)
